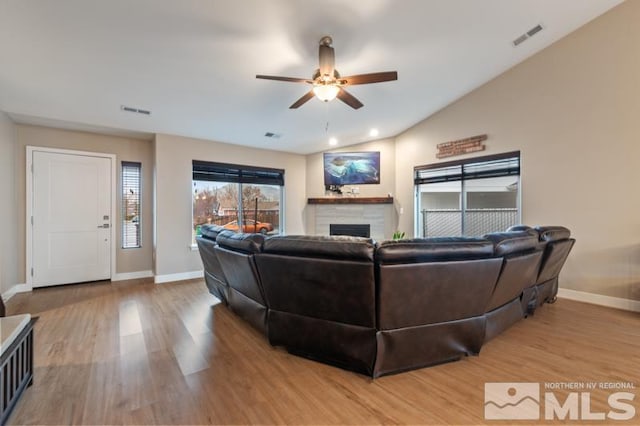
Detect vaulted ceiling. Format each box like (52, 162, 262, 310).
(0, 0, 623, 154)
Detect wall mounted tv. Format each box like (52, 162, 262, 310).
(323, 151, 380, 186)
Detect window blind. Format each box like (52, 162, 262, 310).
(192, 160, 284, 186)
(122, 161, 141, 248)
(414, 151, 520, 185)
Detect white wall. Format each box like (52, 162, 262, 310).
(0, 112, 18, 294)
(394, 1, 640, 301)
(154, 133, 306, 279)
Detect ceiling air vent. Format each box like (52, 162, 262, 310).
(512, 23, 544, 47)
(527, 24, 543, 37)
(121, 105, 151, 116)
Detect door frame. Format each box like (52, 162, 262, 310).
(26, 146, 117, 289)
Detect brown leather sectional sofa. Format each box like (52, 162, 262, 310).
(196, 224, 574, 377)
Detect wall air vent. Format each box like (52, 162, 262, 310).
(512, 23, 544, 47)
(121, 105, 152, 116)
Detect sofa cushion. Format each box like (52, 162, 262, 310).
(200, 224, 227, 240)
(376, 237, 493, 263)
(506, 225, 532, 232)
(216, 230, 264, 254)
(262, 235, 375, 262)
(484, 231, 540, 256)
(535, 226, 571, 242)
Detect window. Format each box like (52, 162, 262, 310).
(121, 161, 141, 248)
(192, 161, 284, 243)
(415, 152, 520, 237)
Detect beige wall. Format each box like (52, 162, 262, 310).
(15, 125, 154, 281)
(154, 133, 306, 277)
(305, 138, 396, 198)
(0, 112, 18, 294)
(394, 1, 640, 300)
(305, 138, 399, 236)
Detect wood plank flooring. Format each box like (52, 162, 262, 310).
(4, 278, 640, 425)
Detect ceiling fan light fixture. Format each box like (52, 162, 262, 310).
(313, 84, 340, 102)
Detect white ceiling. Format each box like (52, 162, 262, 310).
(0, 0, 623, 154)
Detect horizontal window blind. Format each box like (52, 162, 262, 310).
(192, 160, 284, 186)
(414, 151, 520, 185)
(122, 161, 141, 248)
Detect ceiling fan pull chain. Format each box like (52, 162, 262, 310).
(325, 101, 331, 134)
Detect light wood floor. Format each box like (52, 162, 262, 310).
(4, 278, 640, 425)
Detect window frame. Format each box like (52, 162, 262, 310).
(191, 161, 285, 244)
(414, 151, 521, 237)
(121, 161, 142, 249)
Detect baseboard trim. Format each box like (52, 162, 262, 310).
(154, 270, 203, 284)
(558, 288, 640, 313)
(111, 270, 154, 282)
(1, 283, 31, 301)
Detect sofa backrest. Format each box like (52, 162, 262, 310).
(376, 237, 494, 263)
(534, 226, 575, 285)
(215, 231, 266, 304)
(376, 238, 501, 330)
(256, 235, 376, 327)
(199, 224, 227, 241)
(483, 231, 543, 311)
(259, 235, 375, 261)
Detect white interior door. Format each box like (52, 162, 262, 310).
(32, 151, 111, 287)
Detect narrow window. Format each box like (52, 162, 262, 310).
(122, 161, 141, 248)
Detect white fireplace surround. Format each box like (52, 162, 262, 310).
(306, 202, 395, 241)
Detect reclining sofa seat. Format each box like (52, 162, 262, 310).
(255, 235, 378, 375)
(507, 225, 575, 313)
(482, 230, 543, 341)
(195, 224, 230, 305)
(196, 225, 575, 377)
(533, 226, 575, 306)
(374, 237, 501, 377)
(214, 230, 267, 335)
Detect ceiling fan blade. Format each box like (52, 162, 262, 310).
(289, 90, 315, 109)
(336, 88, 364, 109)
(340, 71, 398, 85)
(319, 44, 335, 77)
(256, 75, 312, 84)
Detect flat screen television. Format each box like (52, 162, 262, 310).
(323, 151, 380, 186)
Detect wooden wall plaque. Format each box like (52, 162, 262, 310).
(436, 134, 487, 159)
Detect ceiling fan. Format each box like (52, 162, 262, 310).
(256, 36, 398, 110)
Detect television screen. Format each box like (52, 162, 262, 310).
(323, 151, 380, 185)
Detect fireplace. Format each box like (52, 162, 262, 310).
(330, 224, 371, 238)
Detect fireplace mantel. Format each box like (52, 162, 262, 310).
(307, 197, 393, 205)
